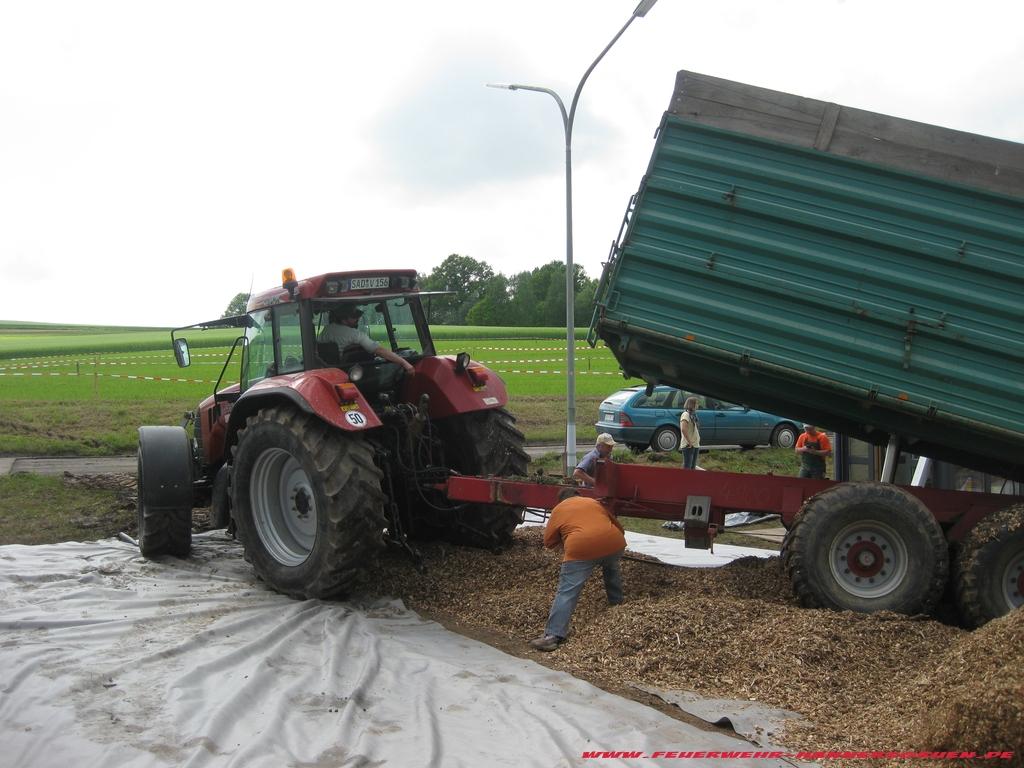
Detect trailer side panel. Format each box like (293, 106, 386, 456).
(593, 113, 1024, 478)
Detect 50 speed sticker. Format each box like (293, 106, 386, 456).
(345, 411, 368, 428)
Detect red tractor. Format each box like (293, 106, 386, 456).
(136, 269, 529, 598)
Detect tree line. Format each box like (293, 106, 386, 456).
(419, 254, 598, 326)
(222, 254, 600, 326)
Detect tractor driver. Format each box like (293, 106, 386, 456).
(320, 304, 415, 374)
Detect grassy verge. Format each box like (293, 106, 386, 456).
(0, 399, 196, 455)
(0, 395, 613, 455)
(507, 395, 605, 444)
(0, 474, 133, 545)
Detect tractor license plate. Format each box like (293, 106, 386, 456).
(350, 277, 389, 289)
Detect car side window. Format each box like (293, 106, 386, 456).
(635, 390, 674, 408)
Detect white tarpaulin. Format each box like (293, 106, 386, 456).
(0, 533, 798, 767)
(623, 533, 777, 567)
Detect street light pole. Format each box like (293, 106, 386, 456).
(488, 0, 657, 476)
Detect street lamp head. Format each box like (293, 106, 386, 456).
(486, 83, 517, 91)
(632, 0, 658, 17)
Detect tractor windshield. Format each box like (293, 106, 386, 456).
(312, 296, 432, 358)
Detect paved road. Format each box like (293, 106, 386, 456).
(0, 444, 594, 477)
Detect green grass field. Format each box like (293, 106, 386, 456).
(0, 321, 639, 452)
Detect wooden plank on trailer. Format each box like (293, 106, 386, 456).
(667, 70, 1024, 198)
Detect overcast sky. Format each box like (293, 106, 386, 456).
(2, 0, 1022, 328)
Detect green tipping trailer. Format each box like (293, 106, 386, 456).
(591, 71, 1024, 481)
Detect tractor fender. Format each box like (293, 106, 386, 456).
(226, 371, 381, 449)
(403, 356, 509, 419)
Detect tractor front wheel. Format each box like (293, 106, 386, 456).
(136, 426, 194, 557)
(782, 482, 948, 615)
(231, 406, 385, 599)
(954, 504, 1024, 628)
(434, 408, 530, 548)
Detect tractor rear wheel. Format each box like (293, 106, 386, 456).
(782, 482, 948, 615)
(434, 408, 529, 548)
(209, 464, 231, 529)
(954, 504, 1024, 628)
(136, 426, 193, 557)
(231, 406, 385, 599)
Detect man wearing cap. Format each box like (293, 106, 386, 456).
(529, 487, 626, 652)
(795, 424, 832, 479)
(320, 305, 414, 373)
(573, 433, 616, 487)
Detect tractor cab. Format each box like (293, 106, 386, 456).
(308, 295, 428, 400)
(173, 269, 450, 405)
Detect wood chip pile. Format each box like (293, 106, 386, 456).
(361, 528, 1023, 760)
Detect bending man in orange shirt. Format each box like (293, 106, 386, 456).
(529, 489, 627, 652)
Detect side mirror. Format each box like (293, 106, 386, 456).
(173, 338, 191, 368)
(454, 352, 470, 373)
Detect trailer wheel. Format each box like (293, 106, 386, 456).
(651, 425, 680, 452)
(433, 408, 530, 548)
(782, 482, 948, 615)
(954, 504, 1024, 628)
(231, 406, 385, 599)
(136, 426, 193, 557)
(771, 423, 798, 449)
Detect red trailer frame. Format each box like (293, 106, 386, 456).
(442, 460, 1018, 548)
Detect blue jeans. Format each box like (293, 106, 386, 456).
(682, 446, 699, 469)
(545, 550, 625, 639)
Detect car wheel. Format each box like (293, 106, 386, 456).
(650, 426, 680, 453)
(771, 423, 798, 449)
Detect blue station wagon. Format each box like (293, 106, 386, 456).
(595, 386, 800, 452)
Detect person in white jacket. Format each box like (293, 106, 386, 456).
(679, 396, 701, 469)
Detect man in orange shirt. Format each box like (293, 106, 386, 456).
(795, 424, 832, 479)
(529, 489, 627, 652)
